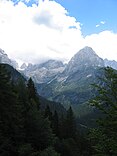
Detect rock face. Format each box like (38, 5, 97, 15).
(1, 46, 117, 108)
(39, 60, 64, 69)
(0, 48, 11, 64)
(0, 48, 18, 68)
(20, 63, 27, 70)
(36, 47, 105, 106)
(104, 59, 117, 70)
(64, 46, 104, 75)
(23, 60, 65, 84)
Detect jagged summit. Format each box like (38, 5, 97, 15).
(20, 63, 27, 70)
(0, 48, 6, 55)
(104, 58, 117, 70)
(71, 46, 101, 64)
(23, 59, 65, 84)
(0, 48, 18, 68)
(65, 46, 104, 74)
(39, 60, 64, 69)
(0, 48, 12, 64)
(77, 46, 97, 56)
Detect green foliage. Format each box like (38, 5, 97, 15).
(0, 65, 56, 155)
(89, 67, 117, 155)
(0, 64, 92, 156)
(64, 106, 77, 139)
(44, 105, 53, 121)
(52, 111, 59, 137)
(18, 144, 33, 156)
(54, 106, 92, 156)
(39, 147, 60, 156)
(25, 107, 55, 150)
(0, 65, 24, 155)
(27, 78, 40, 110)
(55, 138, 80, 156)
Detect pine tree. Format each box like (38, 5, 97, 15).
(25, 80, 55, 152)
(0, 65, 23, 155)
(89, 67, 117, 155)
(44, 105, 53, 121)
(27, 78, 40, 110)
(64, 106, 77, 139)
(52, 110, 59, 137)
(0, 65, 57, 155)
(25, 108, 55, 151)
(40, 147, 60, 156)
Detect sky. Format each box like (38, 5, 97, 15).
(0, 0, 117, 65)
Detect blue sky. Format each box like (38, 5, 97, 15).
(55, 0, 117, 36)
(11, 0, 117, 36)
(0, 0, 117, 64)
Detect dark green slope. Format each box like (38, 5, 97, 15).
(0, 63, 66, 115)
(39, 96, 66, 115)
(0, 63, 25, 83)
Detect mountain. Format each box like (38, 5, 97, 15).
(22, 60, 65, 84)
(104, 58, 117, 70)
(0, 63, 66, 115)
(0, 48, 18, 68)
(64, 46, 104, 75)
(2, 47, 117, 127)
(1, 47, 117, 118)
(36, 47, 104, 110)
(0, 63, 25, 83)
(20, 63, 27, 70)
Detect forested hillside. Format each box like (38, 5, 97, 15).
(0, 64, 91, 156)
(1, 63, 117, 156)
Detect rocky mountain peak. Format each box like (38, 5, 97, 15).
(22, 59, 65, 84)
(0, 48, 6, 55)
(77, 46, 97, 57)
(104, 58, 117, 70)
(20, 63, 27, 70)
(65, 46, 104, 75)
(0, 48, 12, 64)
(0, 48, 18, 68)
(71, 46, 100, 63)
(39, 60, 64, 69)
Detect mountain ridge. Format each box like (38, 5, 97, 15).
(0, 63, 66, 115)
(1, 46, 117, 117)
(34, 47, 105, 108)
(0, 48, 18, 69)
(64, 46, 104, 75)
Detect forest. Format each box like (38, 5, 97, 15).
(0, 64, 117, 156)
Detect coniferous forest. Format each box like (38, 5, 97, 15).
(0, 64, 117, 156)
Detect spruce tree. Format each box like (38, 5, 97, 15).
(25, 79, 55, 152)
(0, 65, 23, 155)
(52, 110, 59, 137)
(27, 77, 40, 110)
(89, 67, 117, 155)
(44, 105, 53, 121)
(64, 106, 77, 139)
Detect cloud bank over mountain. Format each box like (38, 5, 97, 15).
(0, 0, 117, 64)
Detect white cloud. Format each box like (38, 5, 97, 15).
(96, 24, 100, 27)
(85, 31, 117, 60)
(100, 21, 106, 25)
(96, 21, 106, 28)
(0, 0, 84, 64)
(0, 0, 117, 65)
